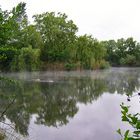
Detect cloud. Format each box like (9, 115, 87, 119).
(1, 0, 140, 41)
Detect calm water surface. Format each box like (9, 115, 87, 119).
(0, 67, 140, 140)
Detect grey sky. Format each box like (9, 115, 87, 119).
(1, 0, 140, 41)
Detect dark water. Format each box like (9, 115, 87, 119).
(0, 68, 140, 140)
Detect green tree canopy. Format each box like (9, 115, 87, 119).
(33, 12, 78, 62)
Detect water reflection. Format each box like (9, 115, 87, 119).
(0, 68, 140, 137)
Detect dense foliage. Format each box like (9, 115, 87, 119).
(0, 3, 140, 71)
(102, 38, 140, 66)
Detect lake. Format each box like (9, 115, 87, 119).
(0, 67, 140, 140)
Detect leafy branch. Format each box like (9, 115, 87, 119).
(117, 100, 140, 140)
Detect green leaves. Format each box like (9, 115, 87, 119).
(34, 12, 78, 62)
(0, 3, 43, 71)
(75, 35, 108, 69)
(102, 37, 140, 66)
(117, 129, 123, 137)
(3, 2, 140, 71)
(118, 103, 140, 140)
(11, 47, 40, 71)
(124, 130, 130, 140)
(0, 47, 19, 70)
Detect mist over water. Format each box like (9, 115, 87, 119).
(0, 67, 140, 140)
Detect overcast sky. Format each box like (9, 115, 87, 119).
(1, 0, 140, 41)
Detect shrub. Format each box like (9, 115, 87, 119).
(120, 54, 136, 66)
(99, 60, 110, 69)
(0, 47, 18, 71)
(64, 63, 76, 70)
(11, 47, 40, 71)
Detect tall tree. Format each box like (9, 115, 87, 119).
(75, 35, 107, 69)
(33, 12, 78, 62)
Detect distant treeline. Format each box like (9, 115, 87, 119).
(0, 2, 140, 71)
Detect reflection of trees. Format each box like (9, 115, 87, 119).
(105, 69, 140, 95)
(73, 78, 107, 104)
(0, 77, 30, 136)
(34, 82, 78, 127)
(0, 68, 140, 136)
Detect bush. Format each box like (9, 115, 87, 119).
(11, 47, 40, 71)
(0, 47, 18, 71)
(92, 60, 110, 69)
(99, 60, 110, 69)
(120, 54, 136, 66)
(64, 63, 77, 70)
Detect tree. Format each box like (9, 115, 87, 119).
(11, 47, 40, 71)
(102, 40, 118, 65)
(33, 12, 78, 62)
(103, 38, 140, 66)
(0, 7, 12, 46)
(0, 3, 43, 71)
(16, 25, 43, 49)
(0, 2, 28, 48)
(75, 35, 107, 69)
